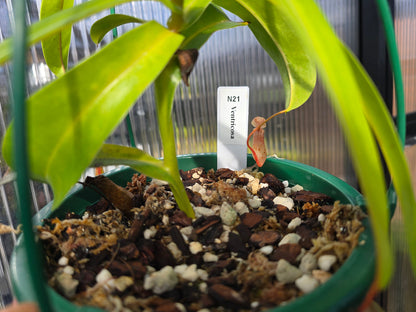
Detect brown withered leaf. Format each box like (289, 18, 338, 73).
(84, 176, 133, 213)
(177, 49, 199, 86)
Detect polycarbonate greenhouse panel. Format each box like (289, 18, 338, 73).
(387, 1, 416, 311)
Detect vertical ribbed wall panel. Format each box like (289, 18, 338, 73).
(395, 0, 416, 114)
(388, 1, 416, 311)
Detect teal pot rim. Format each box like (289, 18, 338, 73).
(11, 153, 374, 312)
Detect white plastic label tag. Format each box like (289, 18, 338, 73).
(217, 86, 249, 170)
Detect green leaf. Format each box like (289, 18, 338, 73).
(40, 0, 74, 76)
(93, 144, 171, 181)
(157, 0, 183, 13)
(214, 0, 316, 112)
(0, 0, 179, 64)
(345, 46, 416, 280)
(2, 21, 183, 208)
(180, 4, 248, 50)
(154, 61, 195, 218)
(90, 14, 145, 44)
(94, 144, 195, 218)
(183, 0, 212, 27)
(280, 0, 404, 288)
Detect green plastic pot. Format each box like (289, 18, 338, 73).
(11, 153, 375, 312)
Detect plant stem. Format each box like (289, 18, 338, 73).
(155, 60, 194, 218)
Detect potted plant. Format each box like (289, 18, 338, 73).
(0, 0, 415, 311)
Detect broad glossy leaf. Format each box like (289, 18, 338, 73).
(182, 0, 212, 27)
(40, 0, 74, 76)
(214, 0, 316, 112)
(0, 0, 179, 64)
(90, 14, 145, 44)
(281, 0, 397, 288)
(2, 21, 183, 208)
(154, 61, 195, 218)
(180, 4, 248, 50)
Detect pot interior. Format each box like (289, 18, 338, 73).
(11, 153, 375, 312)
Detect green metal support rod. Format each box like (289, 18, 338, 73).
(11, 0, 52, 311)
(375, 0, 406, 146)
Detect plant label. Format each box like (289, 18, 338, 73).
(217, 86, 249, 170)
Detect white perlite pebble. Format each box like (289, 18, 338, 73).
(114, 276, 134, 292)
(275, 259, 303, 283)
(199, 282, 208, 293)
(291, 184, 304, 192)
(219, 230, 230, 243)
(203, 252, 219, 262)
(247, 178, 261, 195)
(151, 179, 168, 186)
(299, 253, 318, 273)
(192, 183, 203, 193)
(175, 303, 187, 312)
(234, 201, 249, 215)
(174, 264, 187, 275)
(282, 180, 289, 188)
(108, 296, 123, 310)
(296, 248, 307, 262)
(58, 256, 69, 266)
(163, 200, 174, 210)
(279, 233, 301, 246)
(318, 255, 337, 271)
(287, 217, 302, 230)
(63, 266, 74, 275)
(55, 272, 79, 298)
(96, 269, 113, 284)
(174, 264, 207, 282)
(189, 241, 203, 254)
(180, 264, 199, 282)
(143, 226, 157, 239)
(167, 242, 182, 260)
(220, 202, 237, 226)
(295, 274, 319, 293)
(259, 245, 274, 255)
(240, 173, 254, 181)
(162, 214, 170, 226)
(312, 270, 332, 284)
(211, 205, 221, 214)
(144, 266, 178, 294)
(318, 213, 326, 223)
(180, 226, 193, 238)
(195, 206, 215, 218)
(284, 187, 292, 194)
(248, 196, 262, 208)
(197, 269, 209, 281)
(273, 196, 294, 210)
